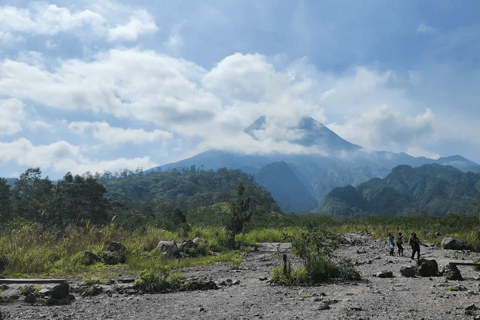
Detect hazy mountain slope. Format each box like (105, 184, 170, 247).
(319, 164, 480, 217)
(254, 161, 319, 212)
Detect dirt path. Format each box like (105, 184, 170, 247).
(2, 234, 480, 320)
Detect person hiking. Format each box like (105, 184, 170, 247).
(387, 233, 395, 256)
(409, 232, 420, 260)
(397, 232, 404, 256)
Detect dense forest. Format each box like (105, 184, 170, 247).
(318, 164, 480, 217)
(0, 166, 281, 230)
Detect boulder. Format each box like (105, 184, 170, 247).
(416, 259, 439, 277)
(443, 264, 463, 280)
(51, 283, 69, 299)
(400, 266, 415, 278)
(182, 239, 198, 249)
(24, 293, 36, 304)
(441, 238, 467, 250)
(157, 241, 180, 258)
(103, 250, 125, 265)
(84, 251, 101, 264)
(108, 241, 125, 252)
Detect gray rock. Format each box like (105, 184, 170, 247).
(108, 241, 126, 252)
(24, 293, 36, 304)
(443, 264, 463, 280)
(400, 266, 416, 277)
(317, 302, 331, 310)
(441, 238, 467, 250)
(182, 239, 197, 249)
(376, 271, 393, 278)
(416, 259, 439, 277)
(85, 251, 101, 264)
(51, 283, 69, 299)
(157, 241, 180, 258)
(193, 237, 207, 245)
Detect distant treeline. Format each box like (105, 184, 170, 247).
(0, 166, 281, 230)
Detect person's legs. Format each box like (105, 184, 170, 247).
(411, 247, 417, 260)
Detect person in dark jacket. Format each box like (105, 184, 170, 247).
(397, 232, 404, 256)
(409, 232, 420, 260)
(388, 233, 395, 256)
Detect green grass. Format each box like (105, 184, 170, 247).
(2, 214, 480, 281)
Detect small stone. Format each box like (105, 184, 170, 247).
(317, 302, 331, 310)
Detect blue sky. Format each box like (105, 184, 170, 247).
(0, 0, 479, 179)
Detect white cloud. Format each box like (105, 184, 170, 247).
(0, 4, 104, 35)
(0, 48, 215, 129)
(328, 105, 435, 152)
(202, 52, 285, 103)
(0, 98, 24, 136)
(406, 147, 440, 160)
(68, 121, 173, 144)
(0, 49, 425, 157)
(107, 10, 159, 41)
(0, 138, 157, 175)
(30, 120, 53, 130)
(0, 31, 23, 44)
(418, 23, 438, 33)
(164, 21, 185, 53)
(0, 3, 158, 41)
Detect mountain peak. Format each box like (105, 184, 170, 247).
(245, 116, 362, 154)
(298, 117, 325, 130)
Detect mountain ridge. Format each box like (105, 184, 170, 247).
(147, 116, 480, 212)
(319, 164, 480, 217)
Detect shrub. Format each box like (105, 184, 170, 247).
(134, 269, 170, 293)
(271, 228, 360, 285)
(270, 264, 308, 286)
(229, 252, 245, 270)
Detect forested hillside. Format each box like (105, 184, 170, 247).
(318, 164, 480, 217)
(0, 166, 281, 230)
(98, 166, 281, 220)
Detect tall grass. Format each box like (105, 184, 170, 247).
(1, 214, 479, 278)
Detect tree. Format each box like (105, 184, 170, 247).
(222, 181, 252, 249)
(0, 178, 12, 224)
(51, 172, 110, 226)
(11, 168, 54, 223)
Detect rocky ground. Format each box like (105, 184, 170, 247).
(2, 233, 480, 320)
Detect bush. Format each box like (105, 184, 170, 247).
(270, 264, 309, 286)
(134, 269, 170, 293)
(271, 228, 360, 285)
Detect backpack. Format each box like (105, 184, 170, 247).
(397, 236, 403, 245)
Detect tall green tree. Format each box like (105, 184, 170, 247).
(223, 181, 253, 249)
(11, 168, 54, 223)
(0, 178, 12, 224)
(51, 172, 110, 225)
